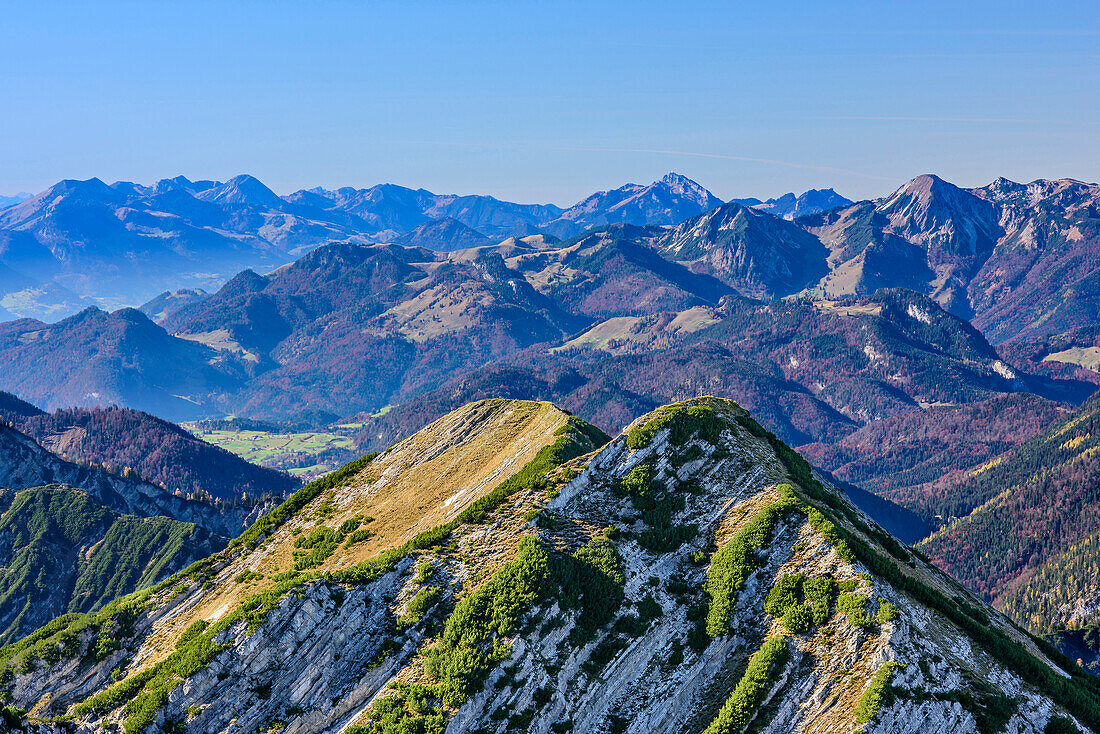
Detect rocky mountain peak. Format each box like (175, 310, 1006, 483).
(657, 172, 721, 206)
(3, 397, 1094, 733)
(198, 174, 285, 209)
(658, 201, 829, 299)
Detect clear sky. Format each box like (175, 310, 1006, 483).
(2, 1, 1098, 204)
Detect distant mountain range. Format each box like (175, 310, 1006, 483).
(0, 172, 851, 321)
(0, 192, 31, 210)
(0, 236, 1083, 443)
(0, 170, 1094, 431)
(3, 170, 1095, 348)
(733, 187, 853, 219)
(6, 169, 1100, 694)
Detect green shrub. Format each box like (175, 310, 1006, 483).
(425, 537, 552, 707)
(349, 683, 445, 734)
(316, 492, 336, 518)
(555, 536, 625, 633)
(397, 587, 443, 630)
(876, 601, 900, 624)
(705, 498, 797, 636)
(671, 444, 706, 468)
(0, 707, 25, 729)
(616, 460, 696, 554)
(293, 527, 341, 571)
(854, 661, 898, 723)
(581, 636, 628, 678)
(1046, 716, 1083, 734)
(802, 576, 837, 626)
(617, 462, 658, 509)
(627, 404, 727, 450)
(702, 636, 789, 734)
(666, 642, 685, 669)
(344, 528, 374, 547)
(234, 570, 264, 584)
(444, 537, 549, 648)
(780, 604, 813, 634)
(175, 620, 208, 649)
(407, 586, 442, 619)
(752, 414, 1100, 730)
(838, 593, 873, 629)
(763, 573, 805, 617)
(338, 516, 363, 535)
(637, 523, 697, 554)
(414, 560, 435, 584)
(637, 595, 662, 623)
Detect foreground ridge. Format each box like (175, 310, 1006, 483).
(0, 397, 1096, 733)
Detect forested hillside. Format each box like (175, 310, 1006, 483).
(801, 394, 1069, 507)
(920, 390, 1100, 604)
(0, 484, 220, 644)
(16, 404, 299, 503)
(349, 288, 1061, 452)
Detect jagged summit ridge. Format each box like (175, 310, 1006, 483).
(0, 397, 1096, 733)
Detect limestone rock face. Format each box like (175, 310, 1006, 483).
(2, 398, 1095, 733)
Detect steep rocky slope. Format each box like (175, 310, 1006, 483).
(0, 424, 249, 537)
(15, 404, 299, 503)
(802, 175, 1002, 319)
(802, 175, 1100, 344)
(967, 177, 1100, 345)
(658, 202, 829, 300)
(3, 398, 1096, 733)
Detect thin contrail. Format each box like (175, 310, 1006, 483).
(557, 146, 894, 181)
(834, 115, 1039, 123)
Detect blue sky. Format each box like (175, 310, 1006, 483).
(2, 1, 1098, 203)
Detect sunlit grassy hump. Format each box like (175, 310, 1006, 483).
(150, 399, 587, 653)
(0, 399, 609, 730)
